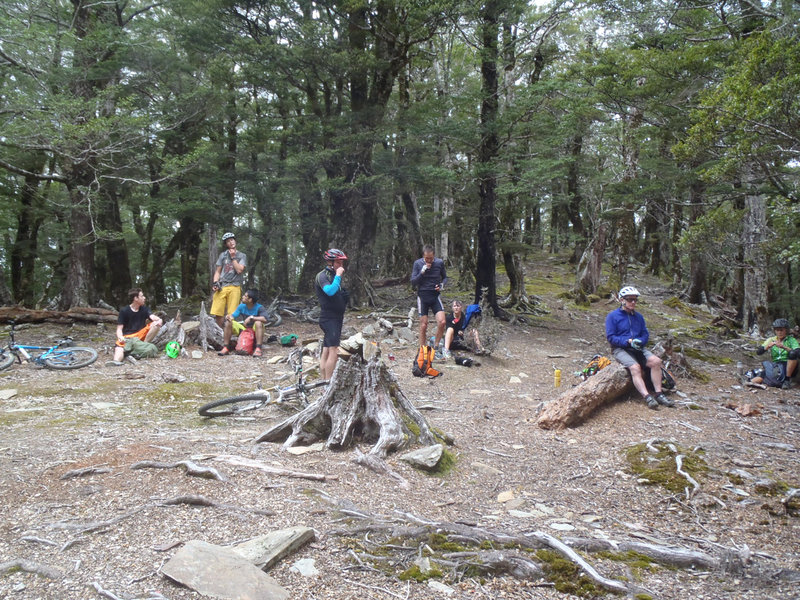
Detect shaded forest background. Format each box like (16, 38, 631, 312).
(1, 0, 798, 334)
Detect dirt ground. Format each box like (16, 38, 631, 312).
(1, 264, 799, 600)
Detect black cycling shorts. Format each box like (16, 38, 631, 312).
(417, 292, 444, 317)
(319, 317, 344, 348)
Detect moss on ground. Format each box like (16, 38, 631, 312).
(536, 549, 605, 597)
(625, 442, 709, 494)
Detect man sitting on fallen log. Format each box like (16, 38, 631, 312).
(605, 286, 673, 410)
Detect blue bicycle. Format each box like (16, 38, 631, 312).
(0, 322, 98, 371)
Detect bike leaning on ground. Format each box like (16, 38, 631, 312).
(0, 322, 98, 371)
(198, 347, 327, 417)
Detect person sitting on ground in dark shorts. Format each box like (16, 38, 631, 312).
(109, 288, 163, 366)
(442, 299, 484, 360)
(315, 249, 349, 380)
(605, 285, 673, 410)
(749, 318, 799, 389)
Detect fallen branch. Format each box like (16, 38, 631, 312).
(60, 465, 111, 480)
(0, 558, 62, 579)
(130, 460, 226, 481)
(0, 306, 117, 324)
(675, 454, 700, 499)
(352, 448, 409, 489)
(90, 581, 124, 600)
(158, 494, 275, 516)
(211, 454, 338, 481)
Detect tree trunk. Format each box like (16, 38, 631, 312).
(256, 355, 439, 458)
(98, 187, 132, 306)
(475, 1, 500, 311)
(537, 363, 634, 430)
(742, 170, 769, 336)
(11, 167, 46, 306)
(60, 185, 95, 309)
(686, 179, 707, 304)
(576, 222, 608, 295)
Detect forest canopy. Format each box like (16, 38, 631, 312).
(1, 0, 798, 333)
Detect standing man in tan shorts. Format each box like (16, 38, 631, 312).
(211, 232, 246, 328)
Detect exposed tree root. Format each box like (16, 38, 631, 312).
(0, 559, 62, 579)
(130, 460, 226, 481)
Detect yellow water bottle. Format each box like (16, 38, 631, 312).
(554, 367, 561, 388)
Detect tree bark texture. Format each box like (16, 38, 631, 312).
(0, 306, 117, 324)
(742, 171, 769, 336)
(537, 363, 634, 430)
(256, 356, 438, 458)
(576, 222, 608, 295)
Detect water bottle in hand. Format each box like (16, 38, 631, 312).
(631, 338, 643, 350)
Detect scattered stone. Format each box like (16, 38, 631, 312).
(413, 556, 433, 574)
(509, 376, 522, 384)
(304, 341, 319, 353)
(339, 332, 366, 353)
(497, 490, 515, 503)
(0, 389, 18, 400)
(361, 324, 376, 336)
(181, 321, 199, 332)
(399, 444, 444, 470)
(234, 527, 316, 571)
(508, 510, 538, 518)
(267, 355, 283, 364)
(191, 350, 203, 359)
(162, 540, 288, 600)
(469, 389, 492, 395)
(162, 373, 187, 383)
(90, 402, 121, 410)
(505, 497, 525, 510)
(471, 462, 502, 476)
(427, 580, 455, 595)
(549, 522, 575, 531)
(285, 443, 325, 456)
(291, 558, 319, 577)
(396, 327, 416, 343)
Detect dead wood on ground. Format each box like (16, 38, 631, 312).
(0, 306, 117, 324)
(255, 355, 440, 457)
(537, 363, 634, 429)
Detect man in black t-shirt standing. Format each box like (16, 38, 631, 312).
(108, 288, 163, 366)
(410, 244, 447, 349)
(314, 249, 348, 379)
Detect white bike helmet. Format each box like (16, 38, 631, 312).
(221, 232, 235, 242)
(619, 286, 640, 298)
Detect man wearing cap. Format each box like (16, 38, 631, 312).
(211, 232, 247, 328)
(606, 286, 673, 410)
(315, 249, 349, 379)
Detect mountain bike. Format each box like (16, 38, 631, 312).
(0, 322, 98, 371)
(198, 347, 327, 417)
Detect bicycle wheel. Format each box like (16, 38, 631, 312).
(0, 350, 16, 372)
(198, 392, 272, 417)
(265, 312, 282, 327)
(43, 347, 98, 370)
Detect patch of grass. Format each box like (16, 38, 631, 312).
(679, 346, 732, 365)
(398, 563, 443, 582)
(625, 442, 709, 494)
(429, 447, 457, 476)
(596, 550, 658, 573)
(536, 549, 605, 597)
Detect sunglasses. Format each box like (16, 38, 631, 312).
(623, 297, 638, 302)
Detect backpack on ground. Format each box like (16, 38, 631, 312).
(235, 328, 256, 355)
(580, 354, 611, 380)
(412, 345, 441, 378)
(124, 338, 159, 359)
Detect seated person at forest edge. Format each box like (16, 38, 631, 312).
(109, 288, 163, 365)
(749, 318, 799, 389)
(218, 289, 268, 357)
(443, 299, 484, 359)
(605, 285, 673, 410)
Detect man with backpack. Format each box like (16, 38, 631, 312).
(605, 286, 673, 410)
(218, 289, 268, 357)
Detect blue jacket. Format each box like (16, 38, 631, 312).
(605, 307, 649, 349)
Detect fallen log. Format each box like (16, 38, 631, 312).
(0, 306, 117, 324)
(537, 363, 634, 430)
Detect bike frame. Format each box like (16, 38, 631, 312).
(1, 324, 74, 365)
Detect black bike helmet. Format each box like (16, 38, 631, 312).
(772, 318, 790, 329)
(323, 248, 347, 261)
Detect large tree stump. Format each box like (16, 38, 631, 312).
(256, 356, 440, 457)
(537, 363, 634, 430)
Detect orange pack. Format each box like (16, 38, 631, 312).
(412, 345, 441, 378)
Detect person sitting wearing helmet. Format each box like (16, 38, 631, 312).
(750, 318, 799, 389)
(315, 249, 349, 379)
(211, 232, 247, 328)
(605, 286, 674, 410)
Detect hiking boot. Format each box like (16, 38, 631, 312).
(781, 380, 794, 390)
(105, 360, 124, 367)
(442, 349, 452, 361)
(125, 355, 138, 365)
(218, 347, 230, 356)
(253, 347, 262, 358)
(434, 349, 445, 360)
(655, 392, 674, 407)
(644, 395, 659, 410)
